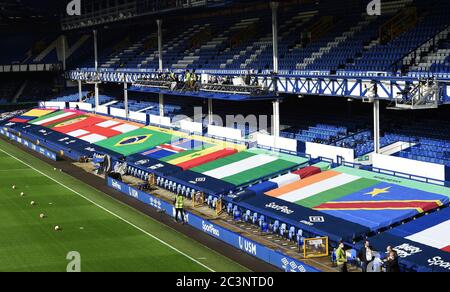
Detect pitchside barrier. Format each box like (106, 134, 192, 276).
(0, 128, 57, 161)
(107, 177, 320, 272)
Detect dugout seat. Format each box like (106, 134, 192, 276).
(279, 223, 287, 237)
(272, 220, 280, 233)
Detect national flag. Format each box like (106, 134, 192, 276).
(9, 117, 34, 123)
(22, 109, 55, 118)
(405, 220, 450, 252)
(314, 182, 448, 230)
(9, 109, 57, 123)
(141, 143, 185, 159)
(266, 171, 365, 203)
(140, 138, 217, 162)
(167, 145, 222, 165)
(176, 148, 238, 170)
(314, 183, 446, 211)
(57, 117, 141, 143)
(94, 127, 178, 156)
(30, 110, 81, 126)
(190, 150, 302, 186)
(265, 169, 450, 231)
(50, 115, 94, 130)
(115, 134, 153, 146)
(389, 208, 450, 253)
(203, 154, 278, 179)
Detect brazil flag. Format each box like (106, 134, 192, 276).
(94, 127, 180, 156)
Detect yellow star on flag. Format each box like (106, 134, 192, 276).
(365, 187, 391, 197)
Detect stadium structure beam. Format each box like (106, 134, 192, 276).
(208, 98, 213, 125)
(59, 35, 67, 71)
(271, 1, 280, 137)
(93, 29, 99, 72)
(94, 83, 99, 112)
(68, 70, 450, 105)
(271, 1, 279, 74)
(373, 99, 380, 154)
(157, 19, 165, 118)
(272, 100, 280, 138)
(124, 82, 129, 119)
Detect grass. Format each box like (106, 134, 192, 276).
(0, 138, 249, 272)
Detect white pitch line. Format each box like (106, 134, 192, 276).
(0, 146, 215, 272)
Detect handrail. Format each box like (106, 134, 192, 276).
(70, 68, 450, 82)
(333, 129, 371, 145)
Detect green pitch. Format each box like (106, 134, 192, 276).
(0, 139, 248, 272)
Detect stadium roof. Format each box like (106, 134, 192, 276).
(0, 0, 60, 24)
(59, 0, 283, 31)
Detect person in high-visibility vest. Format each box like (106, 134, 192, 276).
(184, 70, 192, 89)
(335, 241, 348, 272)
(169, 71, 176, 81)
(174, 193, 185, 224)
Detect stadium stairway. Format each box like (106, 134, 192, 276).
(213, 17, 261, 69)
(245, 10, 318, 71)
(347, 0, 450, 72)
(406, 27, 450, 73)
(297, 14, 374, 70)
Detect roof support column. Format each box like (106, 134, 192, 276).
(271, 2, 280, 137)
(208, 98, 213, 125)
(78, 80, 83, 103)
(271, 1, 279, 75)
(93, 29, 98, 72)
(273, 100, 280, 137)
(94, 82, 99, 112)
(373, 99, 380, 154)
(124, 82, 129, 119)
(93, 29, 99, 112)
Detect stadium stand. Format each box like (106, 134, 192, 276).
(70, 0, 450, 77)
(1, 0, 449, 273)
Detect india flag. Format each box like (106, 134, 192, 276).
(266, 170, 362, 204)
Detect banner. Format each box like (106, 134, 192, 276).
(0, 129, 57, 161)
(266, 168, 449, 231)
